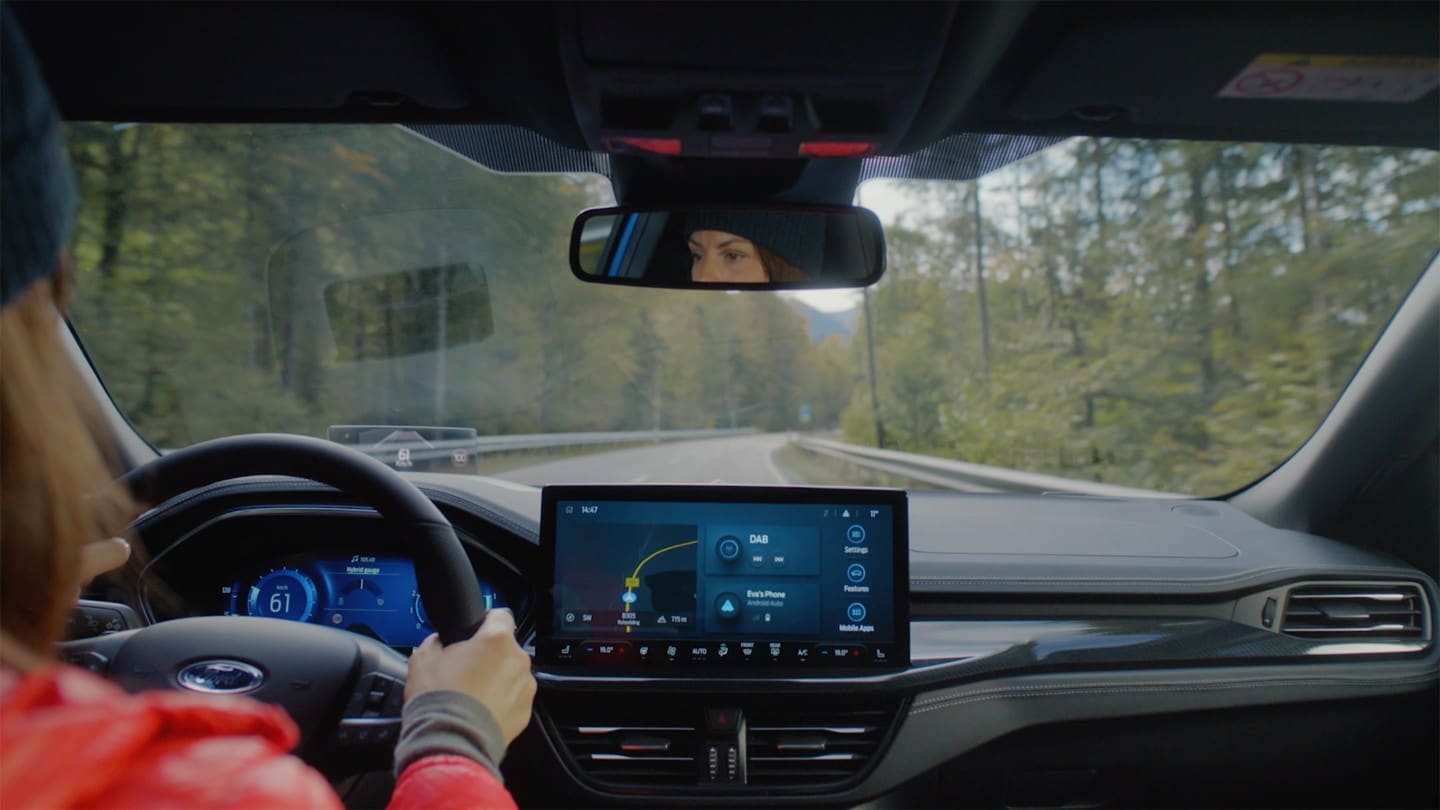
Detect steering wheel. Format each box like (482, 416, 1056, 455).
(59, 434, 489, 768)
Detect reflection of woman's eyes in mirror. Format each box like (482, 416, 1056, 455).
(688, 230, 770, 283)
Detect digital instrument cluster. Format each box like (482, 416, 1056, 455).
(222, 553, 500, 648)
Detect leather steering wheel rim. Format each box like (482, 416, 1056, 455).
(121, 432, 487, 645)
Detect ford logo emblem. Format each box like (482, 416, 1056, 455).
(176, 660, 265, 694)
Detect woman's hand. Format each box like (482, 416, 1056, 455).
(404, 609, 537, 745)
(78, 537, 130, 585)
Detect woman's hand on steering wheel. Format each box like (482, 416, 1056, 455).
(405, 609, 537, 746)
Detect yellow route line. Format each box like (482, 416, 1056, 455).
(628, 540, 699, 583)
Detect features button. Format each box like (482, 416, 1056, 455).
(789, 644, 813, 664)
(765, 641, 785, 662)
(846, 602, 868, 622)
(738, 641, 757, 662)
(716, 536, 742, 562)
(688, 643, 713, 664)
(846, 525, 866, 544)
(714, 592, 742, 622)
(846, 563, 867, 583)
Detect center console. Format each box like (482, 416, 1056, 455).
(533, 485, 910, 795)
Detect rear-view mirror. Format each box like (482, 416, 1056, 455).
(570, 205, 886, 290)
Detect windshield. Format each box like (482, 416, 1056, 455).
(64, 124, 1438, 495)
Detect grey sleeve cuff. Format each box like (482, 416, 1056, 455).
(393, 690, 507, 783)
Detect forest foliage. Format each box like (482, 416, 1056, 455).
(63, 124, 1436, 494)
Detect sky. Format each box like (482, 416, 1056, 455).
(786, 180, 946, 313)
(789, 159, 1056, 314)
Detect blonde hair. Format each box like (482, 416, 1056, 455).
(0, 275, 135, 655)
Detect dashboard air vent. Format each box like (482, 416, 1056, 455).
(745, 706, 893, 787)
(556, 722, 700, 786)
(1281, 583, 1427, 639)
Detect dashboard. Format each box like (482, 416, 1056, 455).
(94, 474, 1437, 809)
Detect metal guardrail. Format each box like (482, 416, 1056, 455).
(344, 427, 757, 469)
(793, 436, 1182, 498)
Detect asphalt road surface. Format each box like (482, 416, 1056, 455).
(500, 433, 795, 486)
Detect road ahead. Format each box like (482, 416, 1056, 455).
(500, 432, 795, 486)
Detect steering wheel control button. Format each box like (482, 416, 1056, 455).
(846, 524, 866, 544)
(63, 650, 109, 674)
(338, 718, 401, 746)
(714, 592, 742, 622)
(716, 535, 742, 562)
(846, 563, 867, 583)
(343, 673, 405, 719)
(846, 602, 868, 623)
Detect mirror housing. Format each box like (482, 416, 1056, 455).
(570, 204, 885, 290)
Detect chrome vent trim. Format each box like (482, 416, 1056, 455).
(558, 722, 699, 786)
(1281, 582, 1430, 642)
(744, 708, 892, 787)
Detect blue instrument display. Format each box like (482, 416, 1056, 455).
(225, 553, 499, 648)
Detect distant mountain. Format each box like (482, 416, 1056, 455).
(787, 300, 859, 343)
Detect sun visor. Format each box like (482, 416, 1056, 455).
(1005, 12, 1439, 148)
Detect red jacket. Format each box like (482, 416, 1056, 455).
(0, 665, 517, 810)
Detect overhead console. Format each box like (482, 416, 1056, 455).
(536, 485, 910, 673)
(553, 3, 957, 160)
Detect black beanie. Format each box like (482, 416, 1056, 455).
(685, 210, 824, 273)
(1, 4, 77, 307)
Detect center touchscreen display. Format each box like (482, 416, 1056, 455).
(537, 485, 908, 670)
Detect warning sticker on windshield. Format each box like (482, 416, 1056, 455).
(1218, 54, 1439, 103)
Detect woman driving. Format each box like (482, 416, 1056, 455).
(0, 11, 533, 809)
(685, 211, 820, 283)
